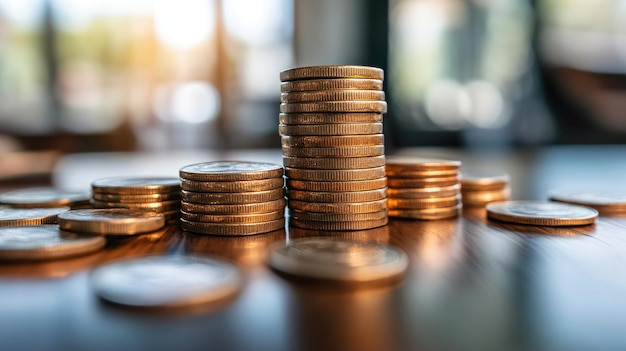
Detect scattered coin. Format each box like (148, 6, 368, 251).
(0, 187, 90, 208)
(279, 113, 383, 125)
(90, 255, 242, 309)
(0, 207, 70, 227)
(180, 189, 284, 205)
(280, 101, 387, 114)
(287, 188, 387, 203)
(180, 178, 283, 193)
(92, 177, 180, 195)
(268, 238, 407, 283)
(548, 190, 626, 214)
(180, 161, 283, 182)
(281, 78, 383, 92)
(58, 209, 165, 235)
(285, 166, 386, 181)
(0, 225, 105, 261)
(279, 123, 383, 136)
(280, 65, 384, 81)
(486, 201, 598, 226)
(281, 134, 384, 148)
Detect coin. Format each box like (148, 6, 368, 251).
(282, 145, 385, 158)
(287, 178, 387, 192)
(388, 204, 462, 220)
(90, 255, 242, 309)
(285, 166, 386, 181)
(289, 209, 388, 222)
(281, 78, 383, 92)
(268, 238, 407, 283)
(387, 184, 461, 198)
(279, 113, 383, 125)
(180, 161, 283, 182)
(280, 65, 384, 81)
(180, 218, 285, 236)
(180, 189, 284, 204)
(385, 157, 461, 171)
(181, 199, 286, 214)
(287, 199, 387, 214)
(58, 209, 165, 235)
(0, 187, 90, 208)
(461, 175, 510, 191)
(92, 192, 181, 203)
(0, 207, 70, 227)
(385, 168, 459, 178)
(91, 177, 180, 195)
(548, 190, 626, 214)
(281, 134, 384, 148)
(283, 155, 386, 170)
(388, 195, 461, 210)
(287, 188, 387, 203)
(387, 176, 460, 188)
(280, 101, 387, 113)
(90, 199, 180, 212)
(181, 178, 284, 193)
(462, 187, 511, 206)
(279, 123, 383, 136)
(289, 217, 388, 231)
(280, 90, 385, 103)
(486, 201, 598, 226)
(181, 210, 284, 224)
(0, 225, 105, 261)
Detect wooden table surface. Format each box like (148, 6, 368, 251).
(2, 146, 626, 351)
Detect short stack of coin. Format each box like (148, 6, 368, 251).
(461, 175, 511, 207)
(90, 177, 181, 223)
(279, 65, 388, 231)
(386, 157, 462, 220)
(179, 161, 285, 236)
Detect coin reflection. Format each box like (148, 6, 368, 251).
(288, 223, 389, 243)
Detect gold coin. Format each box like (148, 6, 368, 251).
(289, 217, 388, 231)
(462, 187, 511, 206)
(386, 168, 459, 178)
(285, 166, 386, 181)
(281, 78, 383, 92)
(90, 199, 180, 212)
(280, 101, 387, 113)
(387, 184, 461, 199)
(388, 195, 461, 210)
(548, 190, 626, 214)
(486, 201, 598, 226)
(387, 176, 460, 188)
(282, 145, 384, 158)
(289, 209, 387, 222)
(283, 155, 385, 170)
(388, 204, 462, 220)
(279, 123, 383, 136)
(281, 90, 385, 103)
(282, 134, 384, 147)
(385, 157, 461, 172)
(279, 112, 383, 125)
(58, 209, 165, 235)
(461, 175, 510, 191)
(180, 161, 283, 182)
(181, 210, 284, 224)
(180, 189, 284, 205)
(0, 187, 90, 208)
(287, 188, 387, 203)
(287, 177, 387, 192)
(280, 65, 384, 81)
(180, 178, 284, 193)
(287, 199, 387, 214)
(91, 177, 180, 195)
(0, 207, 70, 227)
(180, 218, 285, 236)
(92, 192, 180, 203)
(181, 199, 286, 214)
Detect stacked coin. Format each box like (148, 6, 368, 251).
(90, 177, 181, 223)
(280, 65, 388, 231)
(461, 175, 511, 207)
(386, 157, 462, 220)
(179, 161, 285, 236)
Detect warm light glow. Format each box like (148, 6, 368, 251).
(153, 0, 216, 50)
(153, 81, 220, 124)
(222, 0, 291, 46)
(465, 81, 507, 129)
(425, 80, 470, 130)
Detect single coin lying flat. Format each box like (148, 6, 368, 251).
(0, 207, 69, 227)
(0, 225, 105, 261)
(268, 238, 408, 283)
(58, 209, 165, 235)
(180, 161, 283, 182)
(0, 187, 89, 208)
(90, 255, 242, 309)
(548, 189, 626, 214)
(486, 201, 598, 226)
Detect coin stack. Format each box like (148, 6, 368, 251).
(179, 161, 286, 236)
(90, 177, 181, 223)
(386, 157, 462, 220)
(280, 65, 388, 231)
(461, 175, 510, 207)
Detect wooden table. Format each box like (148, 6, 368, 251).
(2, 146, 626, 351)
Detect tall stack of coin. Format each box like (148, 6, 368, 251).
(386, 157, 462, 220)
(461, 175, 510, 207)
(280, 65, 388, 231)
(179, 161, 285, 236)
(90, 177, 181, 223)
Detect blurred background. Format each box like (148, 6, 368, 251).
(1, 0, 626, 169)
